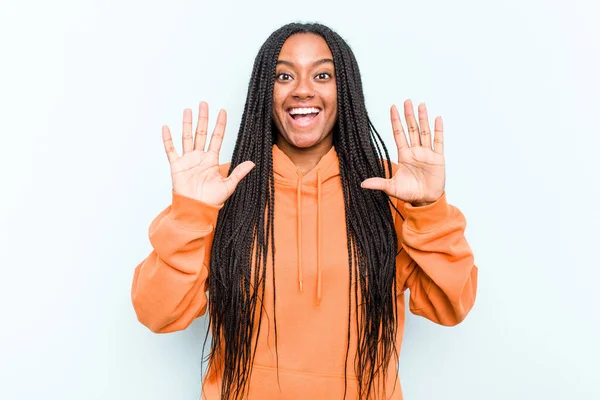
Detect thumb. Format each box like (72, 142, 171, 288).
(361, 177, 391, 193)
(225, 160, 255, 189)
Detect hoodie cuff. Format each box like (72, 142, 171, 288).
(403, 192, 452, 233)
(167, 190, 223, 231)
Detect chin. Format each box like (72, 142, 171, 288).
(286, 133, 323, 149)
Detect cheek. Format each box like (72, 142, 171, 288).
(325, 84, 337, 107)
(272, 86, 281, 104)
(326, 88, 338, 122)
(271, 92, 285, 120)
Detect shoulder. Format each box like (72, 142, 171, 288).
(376, 158, 399, 178)
(218, 162, 231, 178)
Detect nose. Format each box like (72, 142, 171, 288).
(291, 75, 315, 100)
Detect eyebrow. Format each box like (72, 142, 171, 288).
(276, 58, 334, 68)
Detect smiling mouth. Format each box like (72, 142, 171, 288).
(288, 107, 321, 126)
(291, 113, 318, 121)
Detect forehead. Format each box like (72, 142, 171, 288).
(277, 33, 333, 64)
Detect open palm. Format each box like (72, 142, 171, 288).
(162, 102, 255, 206)
(362, 100, 446, 206)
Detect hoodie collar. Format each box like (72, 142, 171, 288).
(272, 144, 340, 186)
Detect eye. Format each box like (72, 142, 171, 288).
(315, 72, 332, 80)
(276, 73, 292, 81)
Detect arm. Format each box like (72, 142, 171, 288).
(131, 191, 221, 333)
(360, 101, 477, 326)
(134, 101, 253, 333)
(394, 192, 478, 326)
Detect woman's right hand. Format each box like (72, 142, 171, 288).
(162, 102, 255, 206)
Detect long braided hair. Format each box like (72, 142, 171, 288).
(205, 22, 401, 400)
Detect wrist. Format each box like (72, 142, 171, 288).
(411, 201, 433, 207)
(410, 192, 444, 207)
(403, 192, 451, 232)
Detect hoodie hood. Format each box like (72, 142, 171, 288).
(272, 144, 340, 187)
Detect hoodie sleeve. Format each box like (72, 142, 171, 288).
(393, 192, 478, 326)
(131, 190, 222, 333)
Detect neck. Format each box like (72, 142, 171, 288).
(276, 136, 333, 175)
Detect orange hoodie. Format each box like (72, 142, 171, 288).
(131, 144, 478, 399)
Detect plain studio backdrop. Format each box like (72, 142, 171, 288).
(1, 0, 598, 398)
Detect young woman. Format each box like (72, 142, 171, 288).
(131, 22, 478, 400)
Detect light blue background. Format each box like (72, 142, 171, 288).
(1, 0, 598, 398)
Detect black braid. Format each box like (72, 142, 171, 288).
(204, 22, 402, 400)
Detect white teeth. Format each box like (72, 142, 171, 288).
(289, 107, 320, 115)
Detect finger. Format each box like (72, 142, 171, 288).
(194, 101, 209, 152)
(162, 125, 179, 163)
(433, 116, 444, 155)
(182, 108, 193, 154)
(207, 109, 227, 154)
(361, 177, 394, 196)
(224, 161, 255, 194)
(404, 100, 421, 147)
(418, 103, 432, 150)
(390, 105, 409, 152)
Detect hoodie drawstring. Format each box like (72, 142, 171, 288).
(316, 169, 322, 305)
(296, 171, 303, 293)
(295, 169, 323, 305)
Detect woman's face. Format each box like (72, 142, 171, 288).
(271, 33, 338, 150)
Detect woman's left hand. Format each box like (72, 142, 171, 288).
(361, 100, 446, 206)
